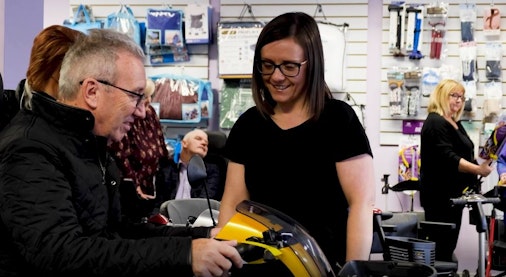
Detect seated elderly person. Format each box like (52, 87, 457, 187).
(156, 129, 224, 202)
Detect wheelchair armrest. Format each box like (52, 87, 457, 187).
(418, 220, 456, 231)
(381, 211, 394, 221)
(382, 224, 398, 233)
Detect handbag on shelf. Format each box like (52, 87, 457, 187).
(63, 4, 102, 34)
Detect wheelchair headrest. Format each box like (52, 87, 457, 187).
(205, 131, 227, 156)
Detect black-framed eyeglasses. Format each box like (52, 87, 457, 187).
(449, 93, 464, 101)
(80, 79, 146, 107)
(256, 60, 308, 77)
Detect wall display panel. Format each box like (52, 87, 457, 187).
(69, 0, 210, 81)
(380, 1, 506, 146)
(68, 0, 213, 139)
(219, 0, 369, 127)
(67, 0, 369, 136)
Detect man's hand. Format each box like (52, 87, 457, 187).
(192, 239, 243, 277)
(209, 227, 221, 238)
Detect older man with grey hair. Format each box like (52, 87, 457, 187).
(0, 28, 242, 277)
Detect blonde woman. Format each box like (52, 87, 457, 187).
(420, 78, 493, 262)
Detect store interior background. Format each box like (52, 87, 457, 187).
(1, 0, 506, 273)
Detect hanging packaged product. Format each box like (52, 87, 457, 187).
(421, 67, 440, 97)
(426, 3, 448, 60)
(462, 80, 477, 116)
(406, 4, 424, 59)
(459, 3, 476, 43)
(482, 81, 503, 119)
(317, 21, 349, 92)
(150, 74, 212, 123)
(388, 1, 406, 56)
(184, 3, 213, 44)
(483, 6, 501, 37)
(63, 4, 103, 34)
(104, 5, 141, 47)
(387, 69, 405, 117)
(219, 79, 254, 129)
(217, 21, 264, 78)
(485, 42, 502, 81)
(146, 8, 189, 64)
(403, 70, 422, 117)
(218, 4, 264, 78)
(398, 136, 421, 183)
(460, 42, 477, 82)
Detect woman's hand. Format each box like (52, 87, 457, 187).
(136, 186, 156, 200)
(478, 159, 494, 177)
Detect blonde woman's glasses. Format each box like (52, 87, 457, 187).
(450, 93, 464, 101)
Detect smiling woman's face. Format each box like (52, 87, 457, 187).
(260, 37, 307, 107)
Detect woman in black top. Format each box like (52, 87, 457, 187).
(420, 79, 493, 261)
(217, 12, 375, 272)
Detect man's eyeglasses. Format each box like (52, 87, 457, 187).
(80, 79, 146, 107)
(256, 60, 307, 77)
(449, 93, 465, 101)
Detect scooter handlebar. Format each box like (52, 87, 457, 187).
(450, 193, 501, 205)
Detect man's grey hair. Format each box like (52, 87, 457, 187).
(58, 29, 145, 101)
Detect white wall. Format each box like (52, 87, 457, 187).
(44, 0, 69, 27)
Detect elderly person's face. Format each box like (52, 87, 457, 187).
(183, 130, 209, 157)
(95, 51, 147, 142)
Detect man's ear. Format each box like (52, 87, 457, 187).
(181, 139, 189, 149)
(81, 79, 99, 109)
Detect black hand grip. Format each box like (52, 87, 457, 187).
(450, 194, 501, 205)
(235, 243, 265, 263)
(451, 198, 469, 205)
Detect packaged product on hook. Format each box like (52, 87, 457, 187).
(426, 2, 448, 60)
(388, 1, 406, 56)
(421, 67, 441, 97)
(406, 4, 424, 59)
(398, 136, 421, 183)
(462, 80, 477, 117)
(483, 6, 501, 37)
(145, 8, 189, 64)
(459, 3, 476, 42)
(403, 70, 422, 117)
(387, 69, 405, 116)
(150, 74, 212, 123)
(483, 81, 503, 118)
(485, 42, 502, 81)
(105, 5, 141, 47)
(459, 42, 477, 82)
